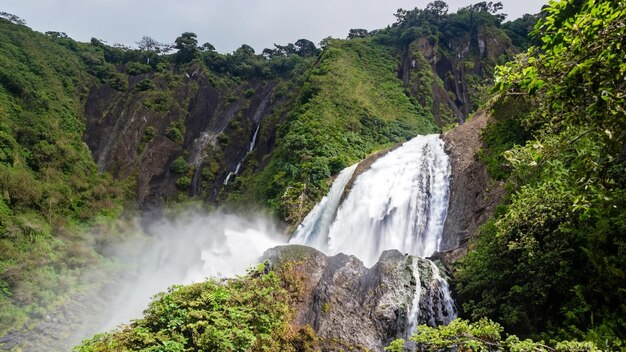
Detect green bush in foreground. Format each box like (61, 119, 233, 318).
(75, 264, 306, 352)
(386, 318, 600, 352)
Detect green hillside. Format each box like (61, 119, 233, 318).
(234, 38, 436, 223)
(0, 18, 128, 333)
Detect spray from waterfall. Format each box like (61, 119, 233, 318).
(98, 212, 283, 331)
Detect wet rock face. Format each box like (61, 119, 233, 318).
(83, 68, 281, 211)
(440, 111, 504, 259)
(262, 245, 456, 351)
(398, 29, 515, 127)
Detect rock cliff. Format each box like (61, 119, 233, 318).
(440, 111, 503, 258)
(83, 66, 289, 211)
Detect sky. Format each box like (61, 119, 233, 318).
(1, 0, 548, 53)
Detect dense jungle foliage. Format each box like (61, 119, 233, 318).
(386, 318, 601, 351)
(0, 18, 129, 334)
(456, 0, 626, 349)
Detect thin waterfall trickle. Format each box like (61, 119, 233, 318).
(406, 257, 422, 338)
(248, 125, 260, 153)
(224, 123, 261, 186)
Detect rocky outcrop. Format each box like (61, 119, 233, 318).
(262, 245, 456, 351)
(399, 28, 515, 127)
(440, 111, 503, 259)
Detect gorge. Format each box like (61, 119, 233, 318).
(0, 0, 624, 350)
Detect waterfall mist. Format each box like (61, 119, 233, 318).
(70, 209, 286, 346)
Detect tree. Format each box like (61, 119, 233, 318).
(464, 1, 507, 22)
(294, 39, 317, 57)
(136, 36, 166, 64)
(200, 42, 215, 52)
(0, 12, 26, 25)
(425, 0, 449, 17)
(137, 36, 160, 52)
(174, 32, 199, 64)
(273, 43, 296, 56)
(90, 37, 106, 48)
(347, 28, 369, 39)
(262, 48, 279, 58)
(45, 31, 68, 39)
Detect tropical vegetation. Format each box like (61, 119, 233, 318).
(456, 0, 626, 349)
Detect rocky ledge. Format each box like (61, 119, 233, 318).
(262, 245, 457, 351)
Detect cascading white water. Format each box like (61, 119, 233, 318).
(290, 164, 358, 251)
(329, 135, 450, 265)
(291, 134, 450, 266)
(290, 134, 455, 334)
(426, 261, 457, 326)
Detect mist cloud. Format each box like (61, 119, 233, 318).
(69, 208, 286, 346)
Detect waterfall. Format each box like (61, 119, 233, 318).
(290, 134, 450, 266)
(426, 261, 456, 326)
(223, 90, 270, 186)
(248, 125, 260, 153)
(224, 123, 260, 186)
(290, 163, 358, 251)
(406, 257, 422, 338)
(290, 134, 455, 333)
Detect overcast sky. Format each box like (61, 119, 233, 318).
(2, 0, 547, 53)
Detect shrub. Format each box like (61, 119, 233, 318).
(76, 266, 299, 351)
(105, 72, 128, 91)
(166, 127, 183, 143)
(135, 78, 155, 91)
(170, 156, 189, 174)
(125, 62, 152, 75)
(175, 176, 192, 190)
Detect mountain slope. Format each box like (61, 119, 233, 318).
(0, 18, 129, 334)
